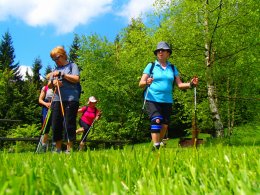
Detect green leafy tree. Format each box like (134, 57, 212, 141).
(152, 0, 260, 137)
(78, 34, 120, 140)
(77, 19, 155, 142)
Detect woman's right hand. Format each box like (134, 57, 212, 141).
(146, 77, 154, 85)
(139, 74, 153, 88)
(45, 102, 51, 109)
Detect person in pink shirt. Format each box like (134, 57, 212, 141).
(77, 96, 101, 150)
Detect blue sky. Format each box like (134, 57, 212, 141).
(0, 0, 161, 77)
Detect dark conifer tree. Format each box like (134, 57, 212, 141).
(69, 34, 81, 64)
(44, 65, 52, 76)
(0, 31, 22, 81)
(31, 57, 42, 90)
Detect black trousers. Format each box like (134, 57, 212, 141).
(51, 101, 79, 142)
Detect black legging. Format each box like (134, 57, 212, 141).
(51, 101, 79, 142)
(79, 119, 91, 142)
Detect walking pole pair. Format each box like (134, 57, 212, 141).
(35, 87, 56, 153)
(78, 119, 96, 151)
(56, 77, 70, 144)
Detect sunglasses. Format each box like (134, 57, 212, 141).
(157, 49, 168, 53)
(52, 55, 60, 61)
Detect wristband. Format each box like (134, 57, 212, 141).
(58, 71, 64, 80)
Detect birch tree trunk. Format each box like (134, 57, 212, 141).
(227, 77, 231, 136)
(204, 0, 224, 137)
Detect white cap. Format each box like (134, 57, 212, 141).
(88, 96, 97, 103)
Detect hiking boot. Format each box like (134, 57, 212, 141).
(41, 144, 48, 152)
(160, 141, 167, 147)
(52, 148, 62, 154)
(51, 142, 56, 152)
(64, 150, 71, 154)
(152, 145, 160, 151)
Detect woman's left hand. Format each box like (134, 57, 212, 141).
(53, 79, 63, 87)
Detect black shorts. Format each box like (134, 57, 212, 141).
(145, 101, 172, 125)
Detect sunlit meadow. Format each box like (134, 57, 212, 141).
(1, 142, 259, 195)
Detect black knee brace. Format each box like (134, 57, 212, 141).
(150, 116, 163, 133)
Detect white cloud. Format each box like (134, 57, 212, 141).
(18, 65, 33, 80)
(0, 0, 171, 34)
(0, 0, 113, 34)
(117, 0, 155, 22)
(117, 0, 172, 22)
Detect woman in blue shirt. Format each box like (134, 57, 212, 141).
(48, 46, 80, 153)
(139, 41, 198, 150)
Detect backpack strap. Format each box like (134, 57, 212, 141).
(69, 62, 82, 99)
(149, 62, 176, 77)
(94, 107, 97, 117)
(169, 64, 176, 78)
(143, 63, 155, 95)
(149, 62, 155, 76)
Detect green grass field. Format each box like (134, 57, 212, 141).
(1, 122, 260, 195)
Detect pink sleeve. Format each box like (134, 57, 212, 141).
(81, 106, 87, 113)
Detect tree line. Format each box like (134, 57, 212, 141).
(0, 0, 259, 144)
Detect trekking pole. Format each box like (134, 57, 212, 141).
(78, 119, 96, 151)
(132, 75, 153, 149)
(56, 78, 70, 143)
(142, 85, 150, 110)
(193, 86, 198, 145)
(35, 87, 56, 153)
(35, 108, 52, 153)
(194, 87, 197, 113)
(139, 84, 151, 123)
(140, 74, 153, 123)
